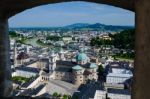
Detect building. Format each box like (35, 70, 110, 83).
(107, 88, 131, 99)
(94, 90, 106, 99)
(99, 33, 112, 40)
(106, 62, 133, 84)
(49, 49, 98, 86)
(16, 52, 30, 65)
(62, 36, 72, 43)
(106, 67, 133, 84)
(15, 66, 40, 78)
(94, 89, 131, 99)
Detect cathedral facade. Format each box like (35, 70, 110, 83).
(48, 49, 98, 86)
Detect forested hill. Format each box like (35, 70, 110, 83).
(10, 23, 134, 32)
(110, 29, 135, 49)
(63, 23, 134, 31)
(91, 29, 135, 50)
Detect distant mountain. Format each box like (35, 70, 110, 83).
(64, 23, 90, 29)
(10, 23, 134, 32)
(63, 23, 134, 31)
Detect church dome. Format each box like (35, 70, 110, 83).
(76, 52, 89, 61)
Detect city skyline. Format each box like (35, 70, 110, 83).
(9, 1, 135, 27)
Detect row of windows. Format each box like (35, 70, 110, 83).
(42, 77, 49, 81)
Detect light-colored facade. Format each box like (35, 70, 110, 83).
(15, 67, 40, 78)
(62, 37, 72, 43)
(94, 89, 131, 99)
(107, 89, 131, 99)
(106, 68, 133, 84)
(49, 49, 98, 86)
(108, 93, 131, 99)
(94, 90, 106, 99)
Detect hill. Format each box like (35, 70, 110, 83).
(63, 23, 134, 31)
(10, 23, 134, 32)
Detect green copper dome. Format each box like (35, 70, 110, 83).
(89, 63, 97, 68)
(72, 65, 83, 70)
(76, 52, 89, 61)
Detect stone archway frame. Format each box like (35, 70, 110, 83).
(0, 0, 135, 19)
(0, 0, 133, 97)
(1, 0, 150, 99)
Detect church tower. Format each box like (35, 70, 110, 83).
(49, 50, 57, 72)
(59, 47, 66, 61)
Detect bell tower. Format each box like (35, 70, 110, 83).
(49, 50, 57, 72)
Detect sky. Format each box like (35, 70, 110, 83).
(9, 1, 135, 27)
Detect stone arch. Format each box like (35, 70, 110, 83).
(0, 0, 134, 19)
(0, 0, 133, 97)
(1, 0, 150, 99)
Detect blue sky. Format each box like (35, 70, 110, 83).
(9, 1, 135, 27)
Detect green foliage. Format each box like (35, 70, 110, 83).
(113, 52, 135, 59)
(90, 36, 112, 47)
(36, 39, 48, 46)
(9, 31, 22, 38)
(16, 37, 27, 44)
(52, 92, 71, 99)
(98, 65, 104, 75)
(90, 29, 135, 50)
(46, 36, 62, 41)
(52, 92, 58, 97)
(110, 29, 135, 49)
(68, 95, 72, 99)
(58, 93, 62, 97)
(63, 94, 68, 99)
(36, 39, 43, 44)
(12, 76, 32, 83)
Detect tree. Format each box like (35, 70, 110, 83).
(68, 95, 72, 99)
(46, 35, 62, 41)
(63, 94, 68, 99)
(112, 29, 135, 50)
(52, 92, 58, 97)
(98, 65, 104, 75)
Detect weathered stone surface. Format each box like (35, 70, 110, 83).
(0, 18, 13, 97)
(133, 0, 150, 99)
(0, 0, 134, 19)
(1, 0, 150, 99)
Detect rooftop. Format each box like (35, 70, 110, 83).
(15, 66, 40, 74)
(72, 65, 83, 70)
(55, 67, 72, 72)
(108, 88, 131, 95)
(107, 73, 133, 78)
(76, 52, 89, 61)
(89, 63, 97, 68)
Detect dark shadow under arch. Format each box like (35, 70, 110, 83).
(0, 0, 134, 19)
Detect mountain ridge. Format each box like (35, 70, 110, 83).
(62, 23, 134, 31)
(10, 23, 134, 32)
